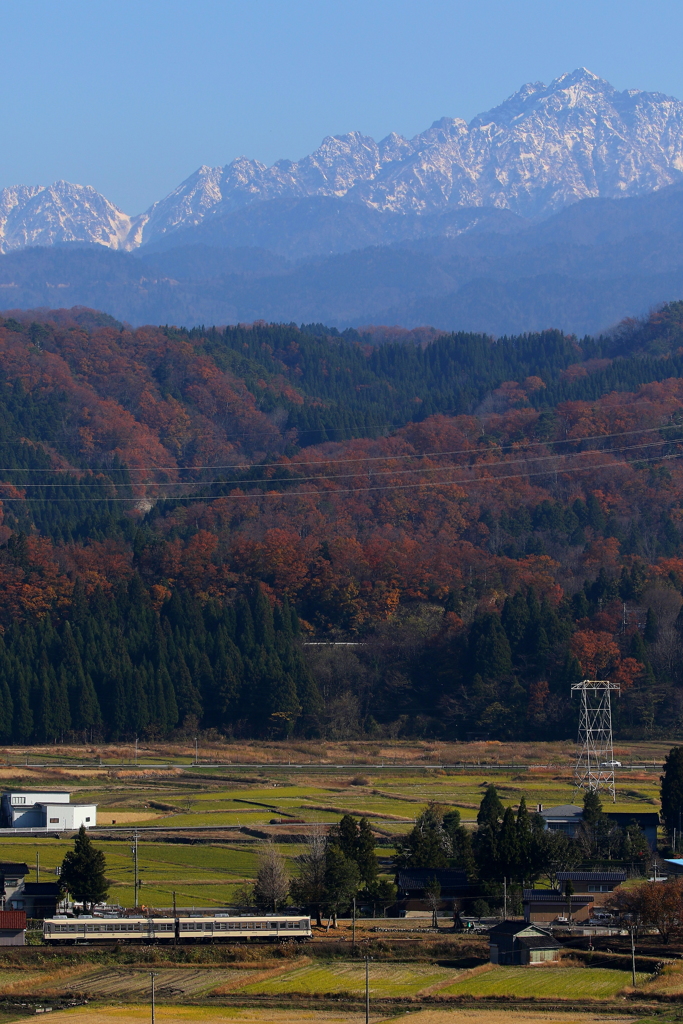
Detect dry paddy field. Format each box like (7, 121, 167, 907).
(0, 961, 650, 1004)
(0, 1007, 643, 1024)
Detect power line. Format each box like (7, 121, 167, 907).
(0, 419, 679, 475)
(1, 446, 679, 503)
(0, 426, 681, 482)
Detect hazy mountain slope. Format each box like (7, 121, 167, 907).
(140, 197, 526, 258)
(4, 181, 683, 334)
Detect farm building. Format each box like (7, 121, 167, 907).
(0, 910, 26, 945)
(539, 805, 658, 851)
(489, 920, 561, 965)
(0, 791, 96, 830)
(523, 889, 593, 924)
(555, 870, 626, 904)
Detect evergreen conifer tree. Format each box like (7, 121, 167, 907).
(661, 747, 683, 839)
(60, 825, 108, 906)
(477, 785, 504, 828)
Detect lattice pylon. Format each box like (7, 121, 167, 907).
(571, 679, 620, 802)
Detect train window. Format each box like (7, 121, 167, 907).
(68, 925, 76, 932)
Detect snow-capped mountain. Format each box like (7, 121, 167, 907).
(0, 181, 142, 253)
(4, 68, 683, 253)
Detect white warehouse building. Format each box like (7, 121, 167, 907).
(0, 791, 96, 830)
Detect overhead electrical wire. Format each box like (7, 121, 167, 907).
(0, 433, 682, 488)
(1, 445, 680, 503)
(0, 421, 681, 475)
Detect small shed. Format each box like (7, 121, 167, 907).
(0, 910, 26, 945)
(489, 920, 561, 965)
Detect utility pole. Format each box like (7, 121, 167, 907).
(503, 878, 507, 920)
(150, 972, 157, 1024)
(36, 852, 39, 883)
(365, 955, 370, 1024)
(132, 829, 139, 908)
(194, 736, 198, 765)
(630, 924, 637, 988)
(135, 736, 138, 765)
(352, 896, 356, 947)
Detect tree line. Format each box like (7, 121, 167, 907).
(0, 579, 321, 742)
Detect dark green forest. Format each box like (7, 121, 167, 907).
(0, 305, 683, 742)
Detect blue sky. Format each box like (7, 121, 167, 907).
(2, 0, 682, 214)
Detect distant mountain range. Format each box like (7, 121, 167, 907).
(3, 68, 683, 334)
(3, 180, 683, 336)
(4, 68, 683, 253)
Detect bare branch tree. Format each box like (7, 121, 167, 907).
(290, 826, 327, 926)
(253, 843, 290, 912)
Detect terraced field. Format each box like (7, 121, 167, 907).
(0, 739, 664, 907)
(238, 961, 458, 997)
(439, 966, 649, 998)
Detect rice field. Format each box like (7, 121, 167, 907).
(439, 966, 649, 998)
(18, 1008, 638, 1024)
(4, 961, 644, 1004)
(9, 1008, 386, 1024)
(0, 739, 664, 908)
(238, 961, 458, 997)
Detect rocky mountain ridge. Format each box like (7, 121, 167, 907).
(3, 68, 683, 253)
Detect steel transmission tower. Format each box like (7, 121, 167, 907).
(571, 679, 620, 802)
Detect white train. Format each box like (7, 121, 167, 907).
(43, 914, 312, 943)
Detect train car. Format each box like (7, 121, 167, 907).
(43, 914, 312, 944)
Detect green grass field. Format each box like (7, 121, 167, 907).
(238, 961, 457, 997)
(439, 966, 649, 998)
(0, 741, 664, 907)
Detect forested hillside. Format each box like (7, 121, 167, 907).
(2, 304, 683, 742)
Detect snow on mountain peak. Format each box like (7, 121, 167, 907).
(3, 70, 683, 251)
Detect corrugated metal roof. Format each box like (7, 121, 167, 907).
(556, 871, 626, 882)
(540, 805, 583, 818)
(522, 889, 592, 903)
(21, 883, 61, 895)
(489, 921, 549, 936)
(0, 911, 26, 930)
